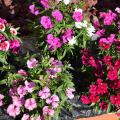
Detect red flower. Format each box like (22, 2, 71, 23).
(99, 101, 108, 111)
(117, 80, 120, 89)
(109, 80, 120, 90)
(97, 82, 108, 95)
(99, 41, 111, 50)
(103, 56, 112, 65)
(89, 94, 99, 103)
(89, 84, 97, 95)
(94, 69, 104, 77)
(110, 94, 120, 106)
(81, 95, 91, 105)
(114, 59, 120, 69)
(97, 78, 103, 84)
(108, 68, 118, 81)
(88, 56, 97, 68)
(82, 55, 88, 65)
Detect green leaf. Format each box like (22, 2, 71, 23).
(33, 79, 44, 86)
(107, 103, 112, 113)
(0, 79, 7, 85)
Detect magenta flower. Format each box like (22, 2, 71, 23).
(100, 34, 115, 44)
(96, 29, 105, 37)
(24, 80, 35, 93)
(107, 34, 116, 43)
(72, 9, 83, 22)
(99, 38, 108, 43)
(93, 20, 100, 28)
(0, 17, 7, 24)
(47, 34, 54, 40)
(7, 104, 20, 117)
(9, 39, 20, 54)
(40, 0, 49, 9)
(38, 87, 51, 99)
(21, 114, 30, 120)
(100, 10, 117, 25)
(66, 87, 75, 99)
(40, 16, 53, 29)
(9, 39, 20, 49)
(62, 29, 74, 43)
(29, 4, 40, 16)
(17, 85, 27, 98)
(24, 98, 37, 111)
(52, 10, 63, 22)
(29, 4, 34, 14)
(17, 69, 28, 77)
(27, 58, 38, 69)
(46, 34, 62, 51)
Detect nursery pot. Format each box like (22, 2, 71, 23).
(77, 113, 118, 120)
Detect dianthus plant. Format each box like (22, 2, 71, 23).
(80, 8, 120, 114)
(1, 56, 74, 120)
(0, 17, 21, 85)
(28, 0, 96, 60)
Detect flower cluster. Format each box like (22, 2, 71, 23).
(46, 58, 63, 78)
(29, 4, 40, 16)
(2, 0, 120, 119)
(80, 8, 120, 112)
(28, 0, 94, 59)
(0, 17, 21, 54)
(2, 57, 74, 120)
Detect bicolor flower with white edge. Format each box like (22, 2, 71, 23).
(10, 28, 17, 36)
(0, 41, 10, 52)
(0, 23, 5, 32)
(68, 36, 77, 46)
(87, 25, 96, 37)
(63, 0, 72, 5)
(75, 20, 88, 29)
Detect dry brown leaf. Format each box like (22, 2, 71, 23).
(82, 0, 98, 11)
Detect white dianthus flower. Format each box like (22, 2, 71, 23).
(68, 36, 77, 45)
(75, 20, 88, 28)
(87, 25, 96, 37)
(63, 0, 72, 5)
